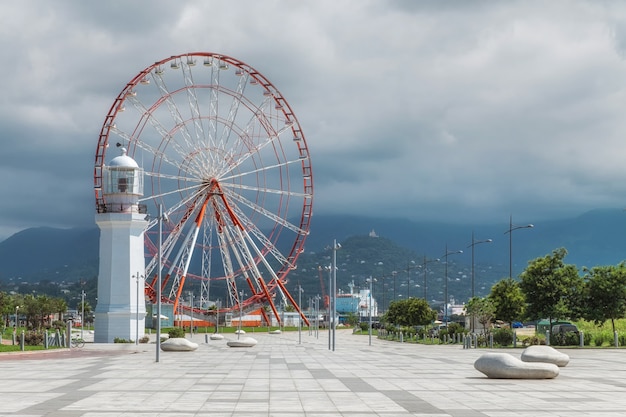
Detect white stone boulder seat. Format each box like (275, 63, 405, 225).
(520, 345, 570, 367)
(474, 352, 559, 379)
(160, 338, 199, 351)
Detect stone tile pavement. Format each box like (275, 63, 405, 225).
(0, 328, 625, 416)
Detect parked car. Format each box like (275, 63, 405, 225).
(551, 323, 579, 335)
(512, 321, 524, 328)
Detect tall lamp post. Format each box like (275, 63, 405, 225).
(421, 256, 439, 302)
(296, 285, 304, 344)
(131, 273, 143, 345)
(80, 290, 86, 341)
(366, 277, 376, 346)
(237, 291, 244, 340)
(331, 240, 340, 352)
(441, 244, 463, 326)
(504, 215, 534, 279)
(467, 232, 492, 299)
(156, 203, 168, 363)
(405, 260, 417, 299)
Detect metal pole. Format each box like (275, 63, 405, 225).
(509, 215, 513, 279)
(190, 291, 194, 338)
(328, 266, 332, 350)
(444, 244, 448, 326)
(156, 204, 163, 362)
(297, 285, 302, 344)
(238, 291, 244, 340)
(81, 290, 85, 341)
(505, 215, 534, 279)
(368, 277, 373, 346)
(135, 275, 139, 345)
(332, 239, 338, 352)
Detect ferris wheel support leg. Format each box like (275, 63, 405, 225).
(260, 307, 271, 326)
(256, 277, 282, 326)
(275, 278, 310, 327)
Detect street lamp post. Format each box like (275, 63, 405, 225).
(314, 295, 320, 339)
(296, 285, 304, 344)
(189, 291, 194, 338)
(238, 291, 244, 340)
(467, 232, 492, 299)
(441, 244, 463, 326)
(421, 256, 439, 302)
(366, 277, 376, 346)
(80, 290, 86, 341)
(131, 273, 143, 345)
(331, 239, 340, 352)
(405, 261, 417, 299)
(156, 203, 167, 363)
(504, 215, 534, 279)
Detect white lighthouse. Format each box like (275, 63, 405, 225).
(94, 147, 147, 343)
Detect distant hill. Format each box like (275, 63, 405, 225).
(2, 209, 626, 303)
(0, 227, 99, 283)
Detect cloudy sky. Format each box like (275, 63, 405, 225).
(2, 0, 626, 241)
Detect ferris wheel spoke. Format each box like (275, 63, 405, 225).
(223, 182, 308, 198)
(225, 188, 308, 236)
(217, 74, 249, 149)
(180, 58, 207, 147)
(120, 97, 200, 176)
(219, 157, 309, 188)
(152, 70, 198, 154)
(229, 202, 294, 269)
(144, 170, 203, 184)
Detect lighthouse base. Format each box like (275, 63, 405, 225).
(94, 307, 145, 343)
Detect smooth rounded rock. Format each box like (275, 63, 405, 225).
(269, 329, 282, 334)
(209, 334, 224, 340)
(227, 337, 258, 348)
(521, 345, 570, 367)
(160, 337, 199, 351)
(474, 352, 559, 379)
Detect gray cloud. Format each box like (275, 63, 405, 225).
(1, 0, 626, 240)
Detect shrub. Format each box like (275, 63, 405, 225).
(592, 332, 610, 347)
(493, 328, 513, 347)
(520, 336, 545, 347)
(139, 335, 150, 344)
(113, 337, 132, 343)
(552, 331, 579, 346)
(168, 327, 185, 338)
(24, 331, 44, 346)
(447, 322, 464, 336)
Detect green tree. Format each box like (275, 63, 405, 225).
(345, 312, 360, 327)
(489, 278, 525, 328)
(465, 297, 495, 333)
(582, 263, 626, 333)
(519, 248, 583, 328)
(384, 298, 435, 327)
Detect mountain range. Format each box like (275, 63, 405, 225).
(1, 209, 626, 303)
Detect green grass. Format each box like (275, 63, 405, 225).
(0, 344, 63, 353)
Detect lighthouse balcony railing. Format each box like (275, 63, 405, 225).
(97, 203, 148, 214)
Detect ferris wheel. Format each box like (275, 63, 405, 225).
(94, 52, 313, 325)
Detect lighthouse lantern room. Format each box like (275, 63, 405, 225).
(94, 147, 148, 343)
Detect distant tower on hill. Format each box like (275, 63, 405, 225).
(94, 147, 147, 343)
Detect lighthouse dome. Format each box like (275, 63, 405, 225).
(109, 148, 139, 168)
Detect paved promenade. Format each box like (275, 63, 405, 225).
(0, 328, 625, 416)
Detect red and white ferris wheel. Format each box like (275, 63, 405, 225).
(94, 52, 313, 325)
